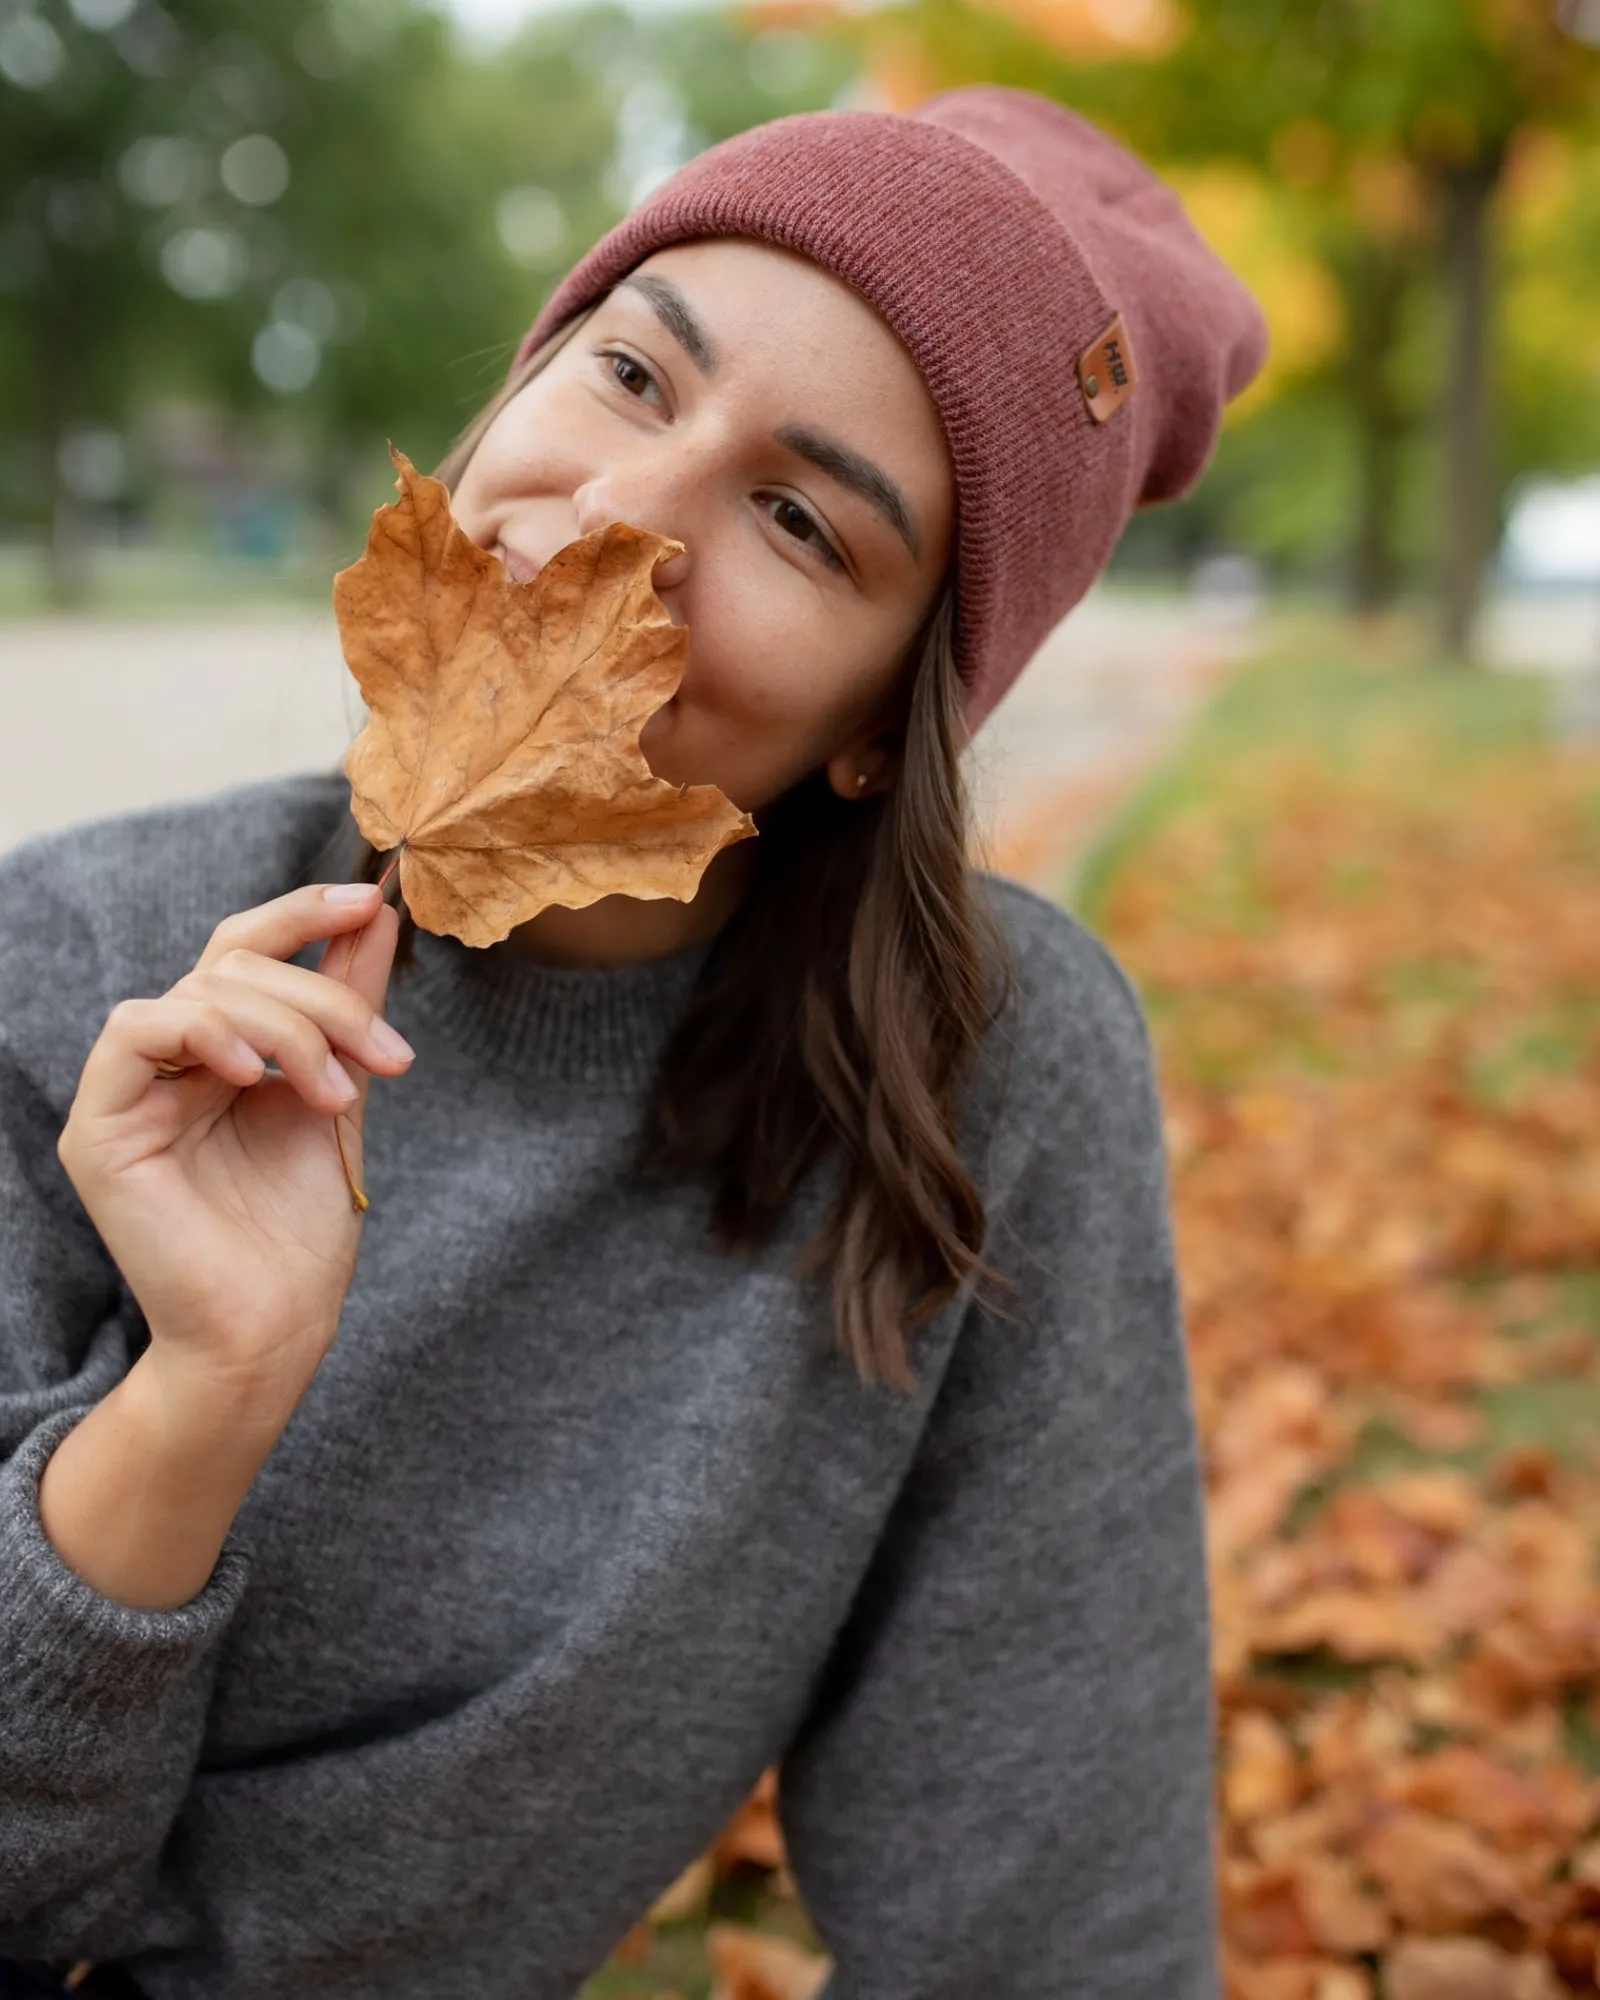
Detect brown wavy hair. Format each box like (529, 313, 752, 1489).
(323, 304, 1017, 1393)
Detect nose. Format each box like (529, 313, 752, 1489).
(571, 474, 691, 593)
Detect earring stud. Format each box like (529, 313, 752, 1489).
(856, 772, 868, 790)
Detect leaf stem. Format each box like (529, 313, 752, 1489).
(329, 848, 404, 1214)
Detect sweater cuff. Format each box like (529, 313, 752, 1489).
(1, 1404, 250, 1719)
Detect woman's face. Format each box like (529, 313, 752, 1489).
(451, 239, 956, 815)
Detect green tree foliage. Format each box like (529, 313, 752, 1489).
(0, 0, 533, 593)
(0, 0, 856, 600)
(870, 0, 1600, 651)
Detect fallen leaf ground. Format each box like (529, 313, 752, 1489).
(582, 619, 1600, 2000)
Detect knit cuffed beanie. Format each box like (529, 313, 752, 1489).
(515, 84, 1270, 734)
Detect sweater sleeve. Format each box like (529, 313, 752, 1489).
(776, 934, 1221, 2000)
(0, 842, 251, 1959)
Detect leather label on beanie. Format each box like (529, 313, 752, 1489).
(1079, 313, 1138, 425)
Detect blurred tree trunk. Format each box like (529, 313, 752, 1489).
(46, 454, 88, 612)
(43, 331, 88, 611)
(1342, 245, 1411, 614)
(1436, 146, 1506, 665)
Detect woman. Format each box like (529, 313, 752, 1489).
(0, 85, 1266, 2000)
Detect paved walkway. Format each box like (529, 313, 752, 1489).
(1, 608, 360, 860)
(0, 585, 1258, 887)
(966, 587, 1258, 894)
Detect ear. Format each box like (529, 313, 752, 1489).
(824, 726, 900, 802)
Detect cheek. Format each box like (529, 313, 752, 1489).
(667, 562, 909, 805)
(684, 557, 853, 739)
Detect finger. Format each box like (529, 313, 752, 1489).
(194, 881, 387, 976)
(78, 996, 269, 1121)
(186, 939, 414, 1082)
(157, 982, 367, 1118)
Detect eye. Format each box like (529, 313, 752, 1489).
(763, 494, 845, 573)
(597, 348, 663, 405)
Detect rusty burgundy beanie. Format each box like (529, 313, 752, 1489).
(514, 84, 1271, 734)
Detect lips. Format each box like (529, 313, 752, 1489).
(492, 539, 543, 585)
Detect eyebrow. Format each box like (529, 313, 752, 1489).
(617, 272, 719, 376)
(614, 270, 923, 563)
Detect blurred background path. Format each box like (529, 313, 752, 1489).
(2, 609, 358, 859)
(7, 579, 1591, 892)
(967, 586, 1262, 892)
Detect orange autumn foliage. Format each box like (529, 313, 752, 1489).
(1104, 733, 1600, 2000)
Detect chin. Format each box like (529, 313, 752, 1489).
(638, 702, 684, 778)
(638, 708, 767, 814)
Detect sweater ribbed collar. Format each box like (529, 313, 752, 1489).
(397, 923, 714, 1090)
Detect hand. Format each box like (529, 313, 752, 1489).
(55, 882, 413, 1403)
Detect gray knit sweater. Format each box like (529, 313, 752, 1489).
(0, 771, 1218, 2000)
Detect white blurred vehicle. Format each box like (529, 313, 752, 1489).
(1189, 551, 1265, 629)
(1500, 475, 1600, 588)
(1496, 474, 1600, 739)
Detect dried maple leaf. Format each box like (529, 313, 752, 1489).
(334, 445, 755, 949)
(1251, 1587, 1441, 1666)
(1382, 1935, 1555, 2000)
(647, 1853, 714, 1925)
(1223, 1711, 1302, 1823)
(1289, 1855, 1391, 1956)
(1358, 1809, 1525, 1932)
(1222, 1949, 1370, 2000)
(705, 1924, 830, 2000)
(711, 1766, 788, 1876)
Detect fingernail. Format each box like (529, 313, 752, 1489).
(369, 1018, 415, 1062)
(324, 882, 378, 904)
(325, 1052, 357, 1099)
